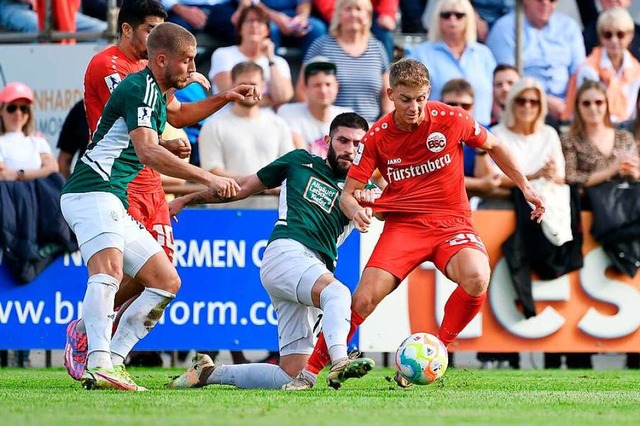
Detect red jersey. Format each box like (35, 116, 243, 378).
(350, 101, 488, 217)
(84, 45, 162, 193)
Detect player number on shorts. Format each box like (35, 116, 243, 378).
(447, 233, 484, 247)
(152, 224, 175, 251)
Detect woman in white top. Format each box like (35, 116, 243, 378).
(491, 77, 565, 186)
(208, 5, 293, 108)
(0, 82, 58, 182)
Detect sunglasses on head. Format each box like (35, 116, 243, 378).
(514, 97, 541, 107)
(445, 101, 472, 111)
(580, 99, 605, 108)
(5, 104, 30, 114)
(439, 11, 466, 20)
(602, 30, 628, 40)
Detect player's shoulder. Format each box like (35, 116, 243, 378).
(360, 113, 393, 146)
(426, 101, 474, 126)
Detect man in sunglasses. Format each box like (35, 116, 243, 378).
(487, 0, 585, 123)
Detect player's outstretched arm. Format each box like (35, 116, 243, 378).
(130, 127, 240, 198)
(166, 84, 262, 128)
(169, 174, 267, 219)
(481, 132, 546, 222)
(339, 177, 373, 233)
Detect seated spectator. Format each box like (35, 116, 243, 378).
(298, 0, 392, 124)
(163, 0, 239, 46)
(277, 56, 350, 156)
(409, 0, 495, 126)
(486, 0, 585, 123)
(254, 0, 326, 55)
(56, 99, 90, 178)
(583, 0, 640, 61)
(208, 5, 294, 107)
(0, 82, 76, 284)
(199, 61, 294, 178)
(564, 7, 640, 124)
(491, 64, 520, 126)
(0, 82, 58, 182)
(313, 0, 398, 66)
(0, 0, 107, 37)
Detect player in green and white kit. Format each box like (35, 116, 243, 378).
(60, 23, 260, 391)
(167, 113, 376, 391)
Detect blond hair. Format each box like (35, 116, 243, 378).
(329, 0, 373, 38)
(429, 0, 477, 45)
(389, 59, 431, 88)
(501, 77, 547, 133)
(597, 7, 635, 36)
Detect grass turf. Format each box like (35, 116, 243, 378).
(1, 367, 639, 425)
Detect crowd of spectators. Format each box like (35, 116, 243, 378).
(2, 0, 640, 370)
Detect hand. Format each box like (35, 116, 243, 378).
(289, 14, 311, 37)
(376, 14, 396, 31)
(523, 185, 546, 223)
(353, 207, 373, 233)
(162, 137, 191, 159)
(207, 175, 241, 199)
(224, 84, 262, 103)
(259, 38, 276, 61)
(169, 197, 187, 221)
(353, 187, 382, 204)
(274, 12, 295, 35)
(538, 159, 557, 180)
(185, 72, 211, 92)
(174, 5, 207, 29)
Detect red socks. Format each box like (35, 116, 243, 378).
(438, 286, 486, 346)
(306, 309, 364, 374)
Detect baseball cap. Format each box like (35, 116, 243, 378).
(0, 82, 34, 104)
(304, 56, 337, 79)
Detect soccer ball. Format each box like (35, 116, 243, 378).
(395, 332, 448, 385)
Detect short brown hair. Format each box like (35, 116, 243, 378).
(231, 61, 264, 82)
(569, 80, 614, 137)
(236, 5, 269, 44)
(389, 59, 430, 89)
(147, 22, 196, 58)
(441, 78, 474, 99)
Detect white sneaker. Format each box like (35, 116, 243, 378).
(167, 353, 215, 389)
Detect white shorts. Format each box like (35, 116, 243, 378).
(260, 238, 330, 356)
(60, 192, 162, 277)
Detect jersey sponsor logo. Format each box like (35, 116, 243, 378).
(104, 73, 121, 93)
(303, 177, 339, 214)
(387, 158, 402, 165)
(385, 154, 452, 184)
(138, 107, 152, 127)
(426, 132, 447, 153)
(353, 143, 365, 166)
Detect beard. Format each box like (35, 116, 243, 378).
(327, 143, 349, 178)
(165, 66, 188, 90)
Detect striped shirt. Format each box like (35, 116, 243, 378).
(304, 35, 390, 123)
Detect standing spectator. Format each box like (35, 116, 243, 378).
(57, 100, 90, 178)
(0, 82, 58, 182)
(163, 0, 239, 46)
(0, 0, 107, 37)
(564, 7, 640, 123)
(298, 0, 392, 124)
(277, 56, 350, 156)
(409, 0, 496, 125)
(251, 0, 326, 55)
(486, 0, 585, 123)
(313, 0, 399, 65)
(491, 64, 520, 125)
(199, 61, 294, 178)
(208, 5, 294, 107)
(583, 0, 640, 61)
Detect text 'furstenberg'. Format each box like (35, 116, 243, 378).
(385, 154, 451, 183)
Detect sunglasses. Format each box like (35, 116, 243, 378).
(580, 99, 605, 108)
(445, 101, 472, 111)
(439, 11, 466, 20)
(534, 0, 558, 3)
(514, 97, 541, 107)
(602, 30, 628, 40)
(5, 104, 30, 114)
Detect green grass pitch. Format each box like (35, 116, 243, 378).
(1, 367, 639, 425)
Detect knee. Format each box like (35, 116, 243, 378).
(351, 292, 377, 319)
(165, 274, 181, 295)
(458, 268, 490, 297)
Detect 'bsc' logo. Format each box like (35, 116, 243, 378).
(426, 132, 446, 153)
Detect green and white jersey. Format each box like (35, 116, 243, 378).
(62, 68, 166, 208)
(257, 149, 353, 271)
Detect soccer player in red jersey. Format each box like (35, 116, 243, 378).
(284, 58, 545, 390)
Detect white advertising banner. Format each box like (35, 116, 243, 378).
(0, 44, 104, 149)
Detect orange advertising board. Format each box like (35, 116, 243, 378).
(359, 211, 640, 353)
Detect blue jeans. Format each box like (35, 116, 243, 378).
(0, 0, 106, 34)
